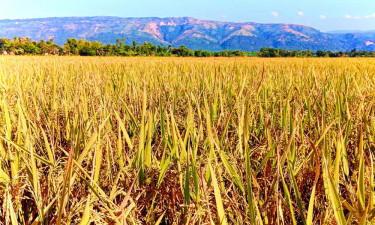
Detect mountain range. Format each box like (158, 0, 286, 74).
(0, 16, 374, 51)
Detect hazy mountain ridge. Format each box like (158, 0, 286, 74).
(1, 16, 374, 51)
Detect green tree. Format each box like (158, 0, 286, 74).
(132, 40, 137, 51)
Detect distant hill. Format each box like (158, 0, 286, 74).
(0, 16, 374, 51)
(328, 30, 375, 38)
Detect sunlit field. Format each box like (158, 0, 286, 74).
(1, 56, 375, 224)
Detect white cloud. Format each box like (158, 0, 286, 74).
(343, 13, 375, 19)
(320, 15, 326, 19)
(298, 12, 304, 16)
(345, 14, 360, 19)
(270, 12, 279, 17)
(221, 15, 227, 19)
(365, 13, 375, 19)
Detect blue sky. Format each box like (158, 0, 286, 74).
(1, 0, 375, 31)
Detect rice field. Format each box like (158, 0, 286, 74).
(0, 56, 375, 224)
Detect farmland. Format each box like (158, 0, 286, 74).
(0, 56, 375, 224)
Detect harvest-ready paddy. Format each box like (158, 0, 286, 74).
(0, 56, 375, 224)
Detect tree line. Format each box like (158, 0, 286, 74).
(258, 47, 375, 57)
(1, 37, 374, 57)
